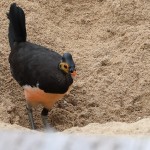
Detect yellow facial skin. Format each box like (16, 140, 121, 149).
(59, 62, 69, 74)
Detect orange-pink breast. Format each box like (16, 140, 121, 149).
(23, 86, 65, 109)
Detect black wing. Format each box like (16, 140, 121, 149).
(9, 42, 73, 94)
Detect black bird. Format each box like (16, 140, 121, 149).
(7, 3, 76, 129)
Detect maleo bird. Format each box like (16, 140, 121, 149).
(7, 3, 76, 129)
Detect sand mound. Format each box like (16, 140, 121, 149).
(64, 118, 150, 136)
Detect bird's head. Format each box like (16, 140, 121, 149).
(59, 53, 77, 77)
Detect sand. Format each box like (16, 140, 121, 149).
(64, 118, 150, 136)
(0, 0, 150, 133)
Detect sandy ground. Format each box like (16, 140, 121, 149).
(64, 118, 150, 136)
(0, 0, 150, 133)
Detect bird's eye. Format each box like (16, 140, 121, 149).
(64, 64, 68, 69)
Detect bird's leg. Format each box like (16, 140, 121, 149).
(41, 107, 50, 129)
(26, 103, 36, 129)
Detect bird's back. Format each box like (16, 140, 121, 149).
(9, 42, 73, 94)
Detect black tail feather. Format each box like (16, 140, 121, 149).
(7, 3, 26, 48)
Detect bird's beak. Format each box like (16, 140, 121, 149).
(71, 70, 77, 77)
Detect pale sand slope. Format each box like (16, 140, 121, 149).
(64, 118, 150, 136)
(0, 118, 150, 136)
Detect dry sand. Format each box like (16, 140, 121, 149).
(64, 118, 150, 136)
(0, 0, 150, 134)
